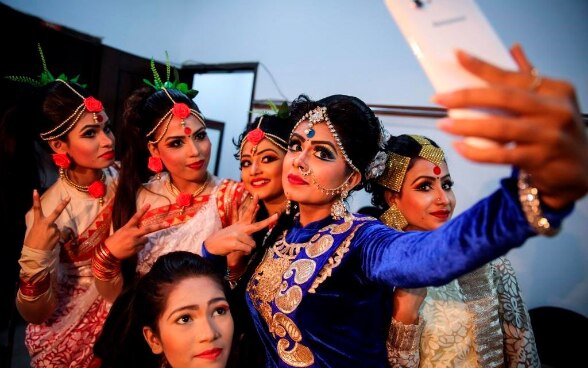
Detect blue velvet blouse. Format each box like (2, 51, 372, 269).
(206, 177, 571, 368)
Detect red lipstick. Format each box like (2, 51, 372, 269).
(194, 347, 222, 360)
(287, 174, 307, 185)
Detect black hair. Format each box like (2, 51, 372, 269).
(370, 134, 442, 210)
(94, 251, 228, 368)
(288, 94, 384, 192)
(233, 113, 295, 160)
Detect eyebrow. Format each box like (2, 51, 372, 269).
(290, 132, 338, 153)
(166, 296, 228, 320)
(241, 147, 278, 159)
(164, 126, 206, 143)
(79, 121, 109, 133)
(410, 174, 451, 185)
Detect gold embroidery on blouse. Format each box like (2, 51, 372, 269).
(248, 225, 364, 368)
(275, 236, 305, 259)
(253, 250, 292, 305)
(275, 284, 303, 314)
(328, 220, 353, 234)
(273, 312, 315, 367)
(285, 259, 316, 284)
(305, 235, 333, 258)
(308, 226, 360, 294)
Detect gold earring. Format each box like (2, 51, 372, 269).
(285, 199, 292, 215)
(380, 204, 408, 231)
(331, 189, 349, 220)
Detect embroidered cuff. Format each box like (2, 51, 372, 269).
(387, 316, 424, 353)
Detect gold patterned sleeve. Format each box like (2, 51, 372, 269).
(387, 316, 424, 368)
(492, 257, 541, 368)
(15, 245, 59, 324)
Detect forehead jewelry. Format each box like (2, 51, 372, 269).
(378, 135, 445, 192)
(291, 106, 359, 174)
(145, 88, 206, 144)
(410, 135, 444, 175)
(239, 116, 288, 158)
(39, 80, 104, 141)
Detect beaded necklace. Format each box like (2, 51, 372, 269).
(61, 170, 107, 205)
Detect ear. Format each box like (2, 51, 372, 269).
(143, 326, 163, 355)
(147, 142, 159, 157)
(347, 170, 362, 191)
(48, 140, 68, 154)
(383, 189, 400, 208)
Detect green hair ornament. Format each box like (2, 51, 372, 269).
(143, 51, 198, 99)
(267, 100, 289, 119)
(5, 43, 86, 88)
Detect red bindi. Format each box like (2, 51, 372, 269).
(96, 114, 104, 123)
(433, 166, 441, 175)
(184, 127, 192, 135)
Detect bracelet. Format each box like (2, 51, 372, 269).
(19, 272, 50, 298)
(518, 170, 559, 237)
(92, 242, 122, 281)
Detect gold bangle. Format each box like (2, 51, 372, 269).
(518, 170, 559, 237)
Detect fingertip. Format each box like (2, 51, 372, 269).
(431, 93, 450, 105)
(436, 118, 454, 131)
(452, 140, 467, 155)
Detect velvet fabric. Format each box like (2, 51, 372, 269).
(209, 177, 572, 368)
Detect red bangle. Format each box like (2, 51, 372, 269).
(19, 272, 50, 297)
(92, 242, 121, 281)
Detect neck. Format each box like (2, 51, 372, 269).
(170, 173, 209, 194)
(263, 194, 287, 216)
(298, 202, 332, 227)
(67, 167, 103, 186)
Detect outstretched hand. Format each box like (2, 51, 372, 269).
(104, 204, 170, 260)
(434, 45, 588, 209)
(24, 190, 71, 251)
(204, 210, 278, 257)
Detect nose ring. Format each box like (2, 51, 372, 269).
(298, 166, 311, 177)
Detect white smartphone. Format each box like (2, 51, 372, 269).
(385, 0, 522, 148)
(384, 0, 517, 93)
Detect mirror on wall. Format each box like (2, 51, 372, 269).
(181, 63, 257, 180)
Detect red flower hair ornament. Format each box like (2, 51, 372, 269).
(172, 103, 190, 119)
(84, 96, 103, 112)
(246, 128, 265, 145)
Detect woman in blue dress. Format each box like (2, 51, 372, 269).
(203, 49, 588, 367)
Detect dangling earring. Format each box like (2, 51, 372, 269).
(147, 156, 164, 180)
(380, 204, 408, 231)
(51, 153, 71, 179)
(331, 189, 349, 220)
(285, 200, 292, 215)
